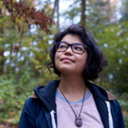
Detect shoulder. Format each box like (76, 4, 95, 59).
(23, 96, 41, 112)
(105, 91, 122, 113)
(30, 93, 38, 98)
(92, 84, 123, 114)
(105, 91, 121, 110)
(21, 96, 43, 120)
(106, 91, 116, 101)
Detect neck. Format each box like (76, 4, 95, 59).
(58, 74, 88, 102)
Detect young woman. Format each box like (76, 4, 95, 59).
(18, 24, 125, 128)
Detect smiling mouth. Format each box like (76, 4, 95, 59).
(61, 58, 75, 63)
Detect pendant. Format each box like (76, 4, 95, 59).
(75, 117, 82, 127)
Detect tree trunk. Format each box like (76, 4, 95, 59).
(0, 11, 4, 76)
(56, 0, 59, 30)
(81, 0, 86, 27)
(51, 0, 59, 30)
(51, 0, 57, 18)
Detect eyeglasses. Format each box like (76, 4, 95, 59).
(56, 42, 87, 54)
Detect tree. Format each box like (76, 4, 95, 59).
(52, 0, 60, 30)
(80, 0, 86, 27)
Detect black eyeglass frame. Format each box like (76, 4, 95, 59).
(55, 41, 87, 54)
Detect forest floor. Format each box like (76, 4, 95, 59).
(0, 124, 18, 128)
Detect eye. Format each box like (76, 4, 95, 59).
(57, 42, 68, 51)
(74, 46, 83, 51)
(59, 44, 67, 49)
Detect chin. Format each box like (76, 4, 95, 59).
(57, 67, 73, 73)
(59, 68, 80, 75)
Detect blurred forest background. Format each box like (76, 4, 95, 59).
(0, 0, 128, 127)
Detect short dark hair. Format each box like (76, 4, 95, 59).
(49, 24, 108, 81)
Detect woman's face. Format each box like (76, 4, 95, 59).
(55, 34, 88, 76)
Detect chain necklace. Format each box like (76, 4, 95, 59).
(59, 86, 86, 128)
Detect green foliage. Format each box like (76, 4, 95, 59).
(0, 74, 31, 124)
(0, 2, 58, 125)
(92, 22, 128, 93)
(0, 70, 57, 124)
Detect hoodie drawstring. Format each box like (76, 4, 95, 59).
(50, 110, 57, 128)
(105, 101, 114, 128)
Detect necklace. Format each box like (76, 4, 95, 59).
(59, 86, 86, 127)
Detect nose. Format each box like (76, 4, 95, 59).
(64, 46, 73, 55)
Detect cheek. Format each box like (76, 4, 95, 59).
(78, 54, 88, 70)
(55, 52, 59, 69)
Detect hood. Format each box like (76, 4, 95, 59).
(34, 80, 60, 112)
